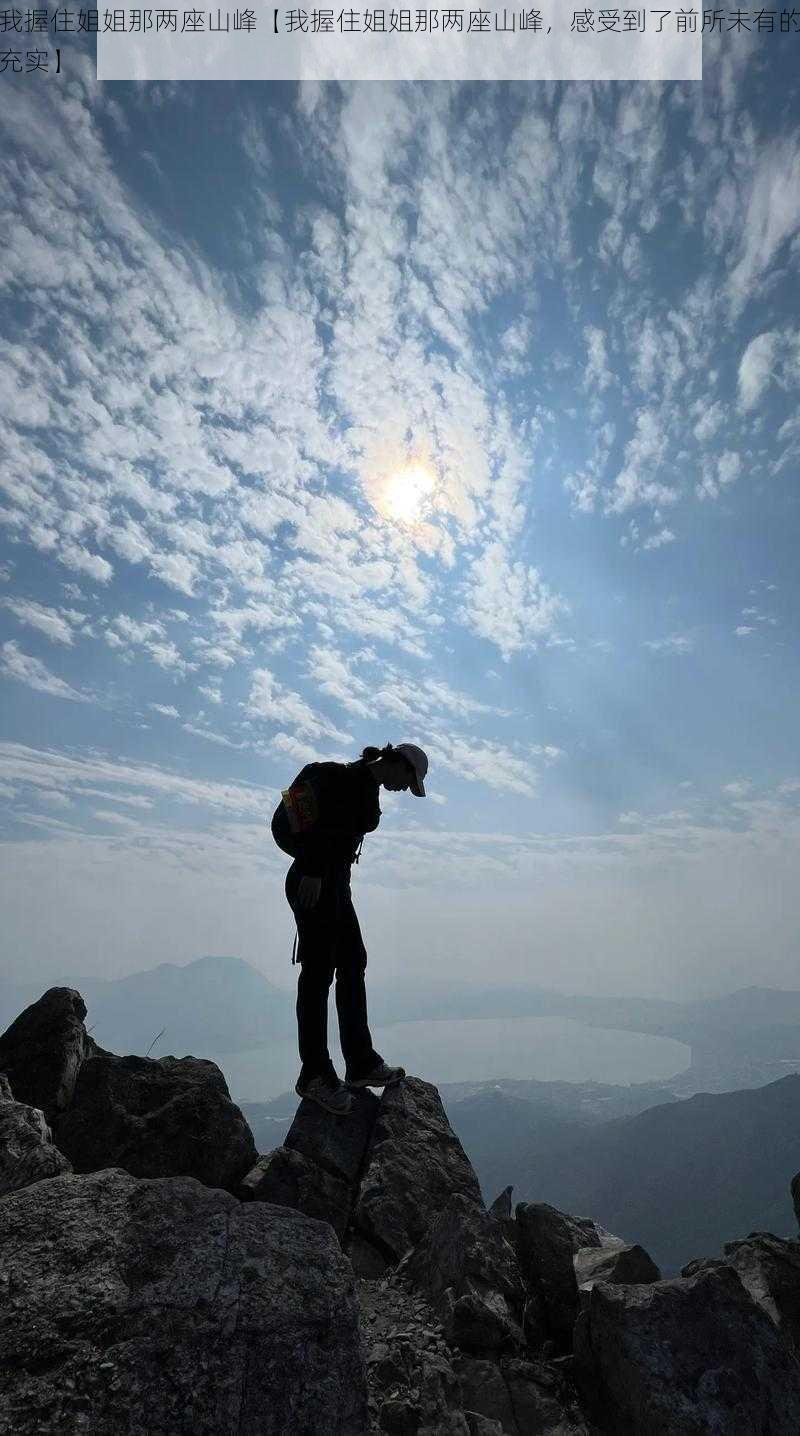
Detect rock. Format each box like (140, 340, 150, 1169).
(54, 1051, 257, 1195)
(488, 1185, 513, 1220)
(286, 1082, 380, 1186)
(574, 1241, 661, 1306)
(453, 1356, 517, 1433)
(501, 1356, 593, 1434)
(348, 1233, 391, 1278)
(463, 1414, 505, 1436)
(514, 1203, 581, 1351)
(680, 1256, 727, 1278)
(240, 1145, 352, 1238)
(378, 1395, 423, 1433)
(351, 1077, 485, 1266)
(792, 1170, 800, 1229)
(0, 988, 89, 1123)
(392, 1192, 527, 1354)
(356, 1273, 472, 1435)
(450, 1292, 518, 1352)
(0, 1167, 369, 1435)
(0, 1079, 72, 1197)
(454, 1354, 591, 1435)
(573, 1263, 800, 1434)
(723, 1231, 800, 1356)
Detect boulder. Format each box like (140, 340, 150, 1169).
(573, 1263, 800, 1434)
(0, 988, 89, 1123)
(723, 1231, 800, 1356)
(54, 1051, 257, 1194)
(286, 1083, 379, 1186)
(574, 1242, 661, 1307)
(350, 1077, 484, 1265)
(240, 1145, 352, 1238)
(392, 1192, 526, 1354)
(514, 1203, 581, 1351)
(0, 1082, 72, 1198)
(454, 1354, 592, 1435)
(0, 1166, 369, 1435)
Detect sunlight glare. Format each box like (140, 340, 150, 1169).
(379, 462, 436, 524)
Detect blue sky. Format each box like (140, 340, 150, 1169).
(1, 44, 799, 999)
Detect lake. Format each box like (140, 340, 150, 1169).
(209, 1015, 691, 1103)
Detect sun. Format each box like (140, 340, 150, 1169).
(378, 462, 436, 525)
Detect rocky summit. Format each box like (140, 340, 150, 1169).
(2, 987, 800, 1434)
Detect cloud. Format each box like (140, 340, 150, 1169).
(0, 741, 274, 817)
(605, 411, 676, 515)
(696, 449, 742, 501)
(1, 598, 79, 645)
(1, 642, 91, 703)
(692, 400, 725, 445)
(643, 634, 694, 654)
(584, 326, 613, 392)
(641, 528, 676, 550)
(457, 543, 568, 662)
(738, 331, 779, 410)
(149, 703, 179, 718)
(722, 780, 752, 797)
(728, 136, 800, 315)
(181, 723, 243, 748)
(244, 667, 353, 743)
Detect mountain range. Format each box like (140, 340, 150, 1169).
(6, 955, 800, 1092)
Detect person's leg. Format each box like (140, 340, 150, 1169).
(332, 876, 381, 1078)
(286, 865, 338, 1078)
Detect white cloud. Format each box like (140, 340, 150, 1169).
(584, 326, 612, 392)
(723, 780, 752, 797)
(738, 331, 779, 410)
(728, 136, 800, 315)
(643, 634, 694, 654)
(58, 543, 113, 584)
(181, 723, 242, 748)
(0, 741, 274, 817)
(605, 411, 675, 515)
(1, 642, 91, 703)
(244, 667, 353, 743)
(457, 543, 568, 662)
(149, 703, 179, 718)
(692, 400, 725, 445)
(2, 598, 78, 645)
(642, 528, 676, 551)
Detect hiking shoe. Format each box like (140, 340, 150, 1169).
(295, 1071, 354, 1116)
(345, 1059, 406, 1089)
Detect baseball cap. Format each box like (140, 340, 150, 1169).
(394, 742, 428, 797)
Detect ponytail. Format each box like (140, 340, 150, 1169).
(360, 742, 394, 763)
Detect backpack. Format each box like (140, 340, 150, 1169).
(270, 770, 321, 857)
(270, 761, 369, 867)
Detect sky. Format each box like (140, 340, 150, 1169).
(1, 41, 799, 1004)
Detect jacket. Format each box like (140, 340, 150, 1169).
(271, 758, 381, 879)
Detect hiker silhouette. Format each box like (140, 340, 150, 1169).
(272, 742, 428, 1116)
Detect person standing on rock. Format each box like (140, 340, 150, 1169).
(271, 741, 429, 1117)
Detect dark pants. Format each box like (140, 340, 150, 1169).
(285, 861, 379, 1080)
